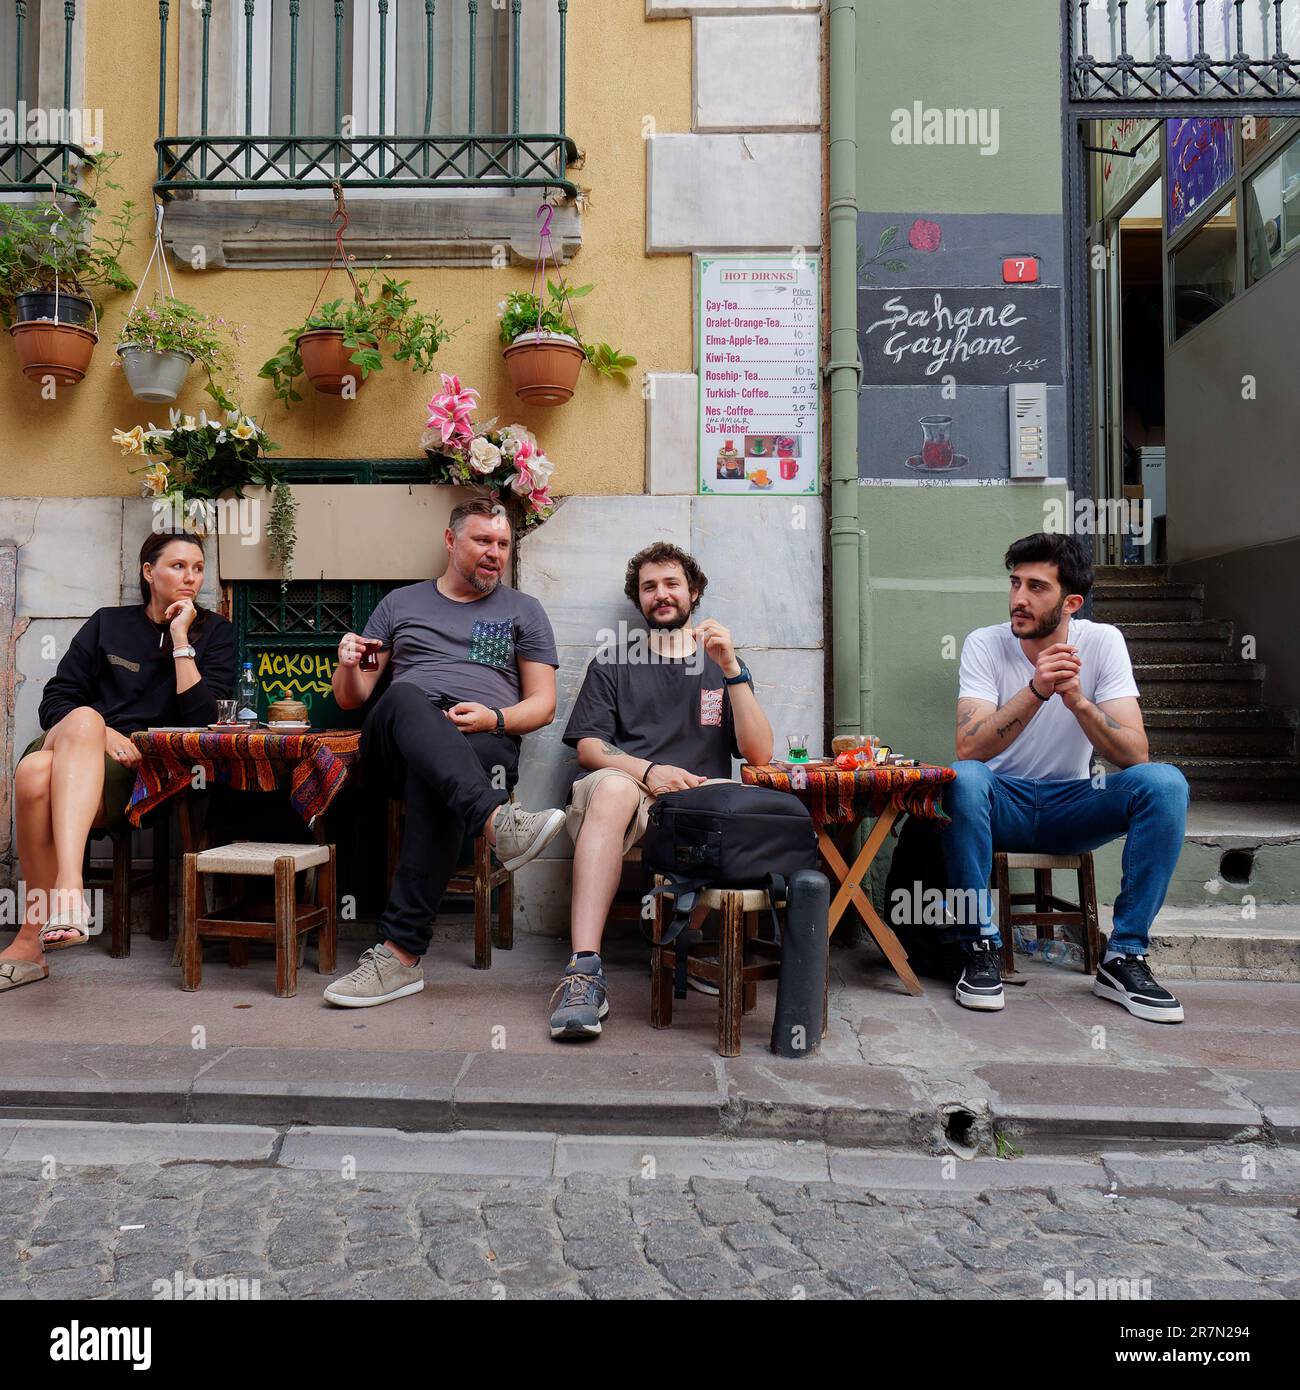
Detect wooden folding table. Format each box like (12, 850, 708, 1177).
(741, 761, 956, 998)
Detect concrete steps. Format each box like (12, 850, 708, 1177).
(1122, 619, 1234, 663)
(1111, 905, 1300, 982)
(1093, 564, 1300, 802)
(1145, 707, 1299, 758)
(1160, 756, 1300, 801)
(1093, 582, 1203, 622)
(1133, 661, 1265, 708)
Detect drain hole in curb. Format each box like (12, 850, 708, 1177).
(1219, 849, 1255, 886)
(942, 1106, 979, 1158)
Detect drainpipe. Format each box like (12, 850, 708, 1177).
(827, 0, 862, 737)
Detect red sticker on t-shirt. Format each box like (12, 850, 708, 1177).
(700, 687, 724, 727)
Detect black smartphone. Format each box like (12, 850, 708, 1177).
(433, 693, 460, 711)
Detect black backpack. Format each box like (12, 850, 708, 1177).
(881, 812, 968, 982)
(642, 783, 818, 990)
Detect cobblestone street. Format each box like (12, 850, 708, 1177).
(2, 1138, 1297, 1301)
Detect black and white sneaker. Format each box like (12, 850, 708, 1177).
(955, 940, 1004, 1011)
(1094, 954, 1184, 1024)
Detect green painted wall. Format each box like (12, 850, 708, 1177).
(857, 0, 1064, 214)
(861, 484, 1067, 762)
(853, 1, 1068, 760)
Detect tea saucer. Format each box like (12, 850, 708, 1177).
(904, 454, 970, 473)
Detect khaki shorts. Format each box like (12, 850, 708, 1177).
(565, 767, 732, 856)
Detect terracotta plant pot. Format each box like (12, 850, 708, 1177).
(297, 327, 365, 396)
(502, 330, 585, 406)
(9, 320, 99, 384)
(117, 345, 194, 403)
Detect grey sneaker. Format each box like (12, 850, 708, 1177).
(323, 943, 424, 1008)
(549, 954, 609, 1040)
(493, 802, 567, 872)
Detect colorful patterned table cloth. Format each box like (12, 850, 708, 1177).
(128, 728, 361, 829)
(741, 762, 956, 826)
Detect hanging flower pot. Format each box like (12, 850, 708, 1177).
(296, 327, 366, 396)
(9, 320, 99, 384)
(14, 290, 95, 327)
(503, 329, 585, 406)
(116, 345, 194, 403)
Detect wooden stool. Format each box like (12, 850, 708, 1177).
(650, 880, 788, 1058)
(387, 797, 513, 970)
(83, 815, 172, 959)
(993, 851, 1101, 977)
(181, 841, 337, 996)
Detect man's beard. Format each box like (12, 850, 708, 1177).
(457, 556, 500, 594)
(643, 600, 690, 631)
(1012, 595, 1066, 641)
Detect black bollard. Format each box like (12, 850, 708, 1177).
(770, 869, 829, 1058)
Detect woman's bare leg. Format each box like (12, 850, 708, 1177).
(5, 752, 57, 962)
(38, 708, 109, 939)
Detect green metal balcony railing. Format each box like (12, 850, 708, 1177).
(0, 0, 88, 195)
(154, 0, 578, 199)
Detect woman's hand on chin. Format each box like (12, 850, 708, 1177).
(166, 597, 197, 643)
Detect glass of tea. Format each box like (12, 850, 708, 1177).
(359, 640, 385, 671)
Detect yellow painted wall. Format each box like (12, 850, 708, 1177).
(1, 1, 691, 499)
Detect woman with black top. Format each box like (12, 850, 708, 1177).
(0, 531, 237, 993)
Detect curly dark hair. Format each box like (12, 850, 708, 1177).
(623, 541, 709, 612)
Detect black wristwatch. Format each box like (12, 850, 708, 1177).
(723, 661, 753, 688)
(493, 707, 507, 735)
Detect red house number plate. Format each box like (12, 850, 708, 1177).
(1003, 257, 1039, 283)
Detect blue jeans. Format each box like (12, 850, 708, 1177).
(940, 760, 1189, 956)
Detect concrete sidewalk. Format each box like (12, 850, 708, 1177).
(0, 928, 1296, 1150)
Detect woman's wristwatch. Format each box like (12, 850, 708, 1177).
(172, 645, 197, 660)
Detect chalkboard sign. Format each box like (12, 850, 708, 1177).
(859, 286, 1063, 386)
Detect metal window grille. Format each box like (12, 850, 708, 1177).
(154, 0, 576, 199)
(1071, 0, 1300, 100)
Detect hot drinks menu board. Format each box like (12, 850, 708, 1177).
(697, 255, 820, 497)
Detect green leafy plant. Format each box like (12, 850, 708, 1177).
(0, 151, 136, 326)
(259, 267, 457, 407)
(116, 295, 243, 412)
(497, 280, 636, 382)
(114, 409, 295, 581)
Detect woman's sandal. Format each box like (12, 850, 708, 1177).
(39, 897, 95, 951)
(0, 959, 50, 992)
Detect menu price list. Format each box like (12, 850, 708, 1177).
(698, 256, 819, 496)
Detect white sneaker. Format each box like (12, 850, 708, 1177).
(323, 944, 424, 1008)
(492, 803, 567, 872)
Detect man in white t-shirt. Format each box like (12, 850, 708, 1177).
(942, 533, 1189, 1023)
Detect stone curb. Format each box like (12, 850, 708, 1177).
(0, 1044, 1288, 1151)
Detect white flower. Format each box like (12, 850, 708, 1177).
(498, 423, 537, 459)
(528, 451, 555, 488)
(469, 435, 503, 475)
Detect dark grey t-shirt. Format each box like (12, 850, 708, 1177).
(363, 580, 558, 710)
(563, 649, 740, 781)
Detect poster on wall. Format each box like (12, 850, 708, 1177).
(697, 255, 820, 496)
(1167, 117, 1235, 235)
(1101, 117, 1160, 214)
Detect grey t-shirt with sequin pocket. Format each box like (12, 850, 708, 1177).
(363, 579, 558, 711)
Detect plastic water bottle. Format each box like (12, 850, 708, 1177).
(236, 662, 259, 726)
(1013, 926, 1084, 969)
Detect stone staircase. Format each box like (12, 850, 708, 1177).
(1092, 565, 1300, 801)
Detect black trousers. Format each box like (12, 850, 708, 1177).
(362, 682, 516, 957)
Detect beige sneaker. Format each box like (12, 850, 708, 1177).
(492, 803, 567, 872)
(323, 944, 424, 1008)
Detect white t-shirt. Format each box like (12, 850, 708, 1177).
(958, 619, 1140, 781)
